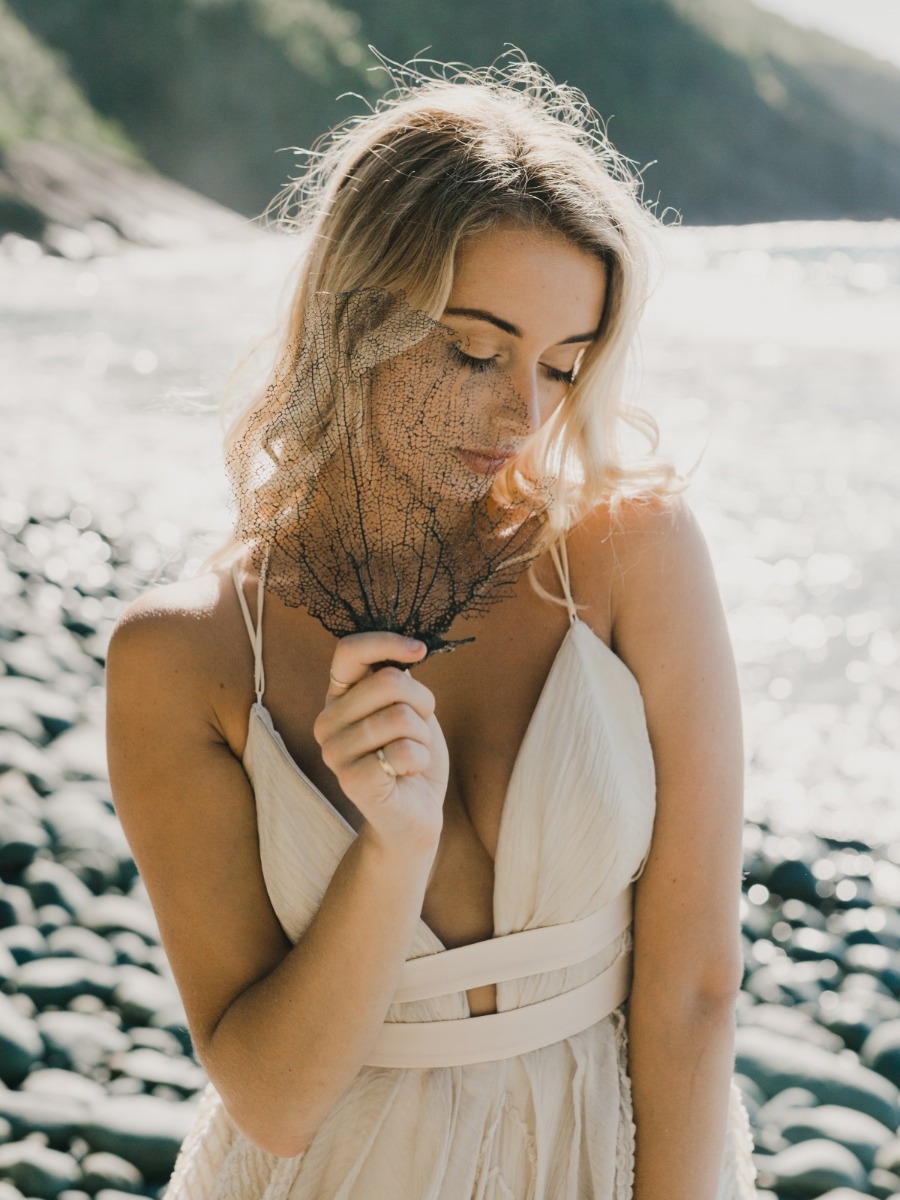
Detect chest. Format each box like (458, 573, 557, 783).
(248, 582, 578, 856)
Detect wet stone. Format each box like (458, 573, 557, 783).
(36, 904, 76, 936)
(0, 940, 18, 983)
(0, 924, 48, 964)
(740, 1001, 845, 1051)
(840, 974, 898, 1003)
(68, 994, 117, 1020)
(0, 697, 45, 742)
(756, 1087, 823, 1130)
(76, 898, 159, 946)
(36, 1010, 130, 1071)
(0, 884, 36, 927)
(813, 1190, 877, 1199)
(22, 1068, 108, 1105)
(779, 898, 829, 931)
(108, 1047, 207, 1094)
(0, 1141, 80, 1199)
(1, 636, 62, 685)
(0, 814, 51, 873)
(875, 1134, 900, 1173)
(734, 1072, 766, 1116)
(861, 1020, 900, 1088)
(108, 931, 158, 970)
(77, 1094, 200, 1179)
(0, 1090, 90, 1149)
(49, 725, 108, 783)
(744, 956, 840, 1005)
(736, 1025, 900, 1128)
(0, 772, 41, 819)
(869, 1166, 900, 1195)
(758, 1137, 868, 1197)
(844, 944, 900, 994)
(112, 966, 179, 1025)
(77, 1152, 143, 1195)
(24, 861, 95, 916)
(45, 926, 117, 967)
(13, 957, 118, 1009)
(777, 1104, 893, 1171)
(816, 996, 883, 1052)
(0, 992, 44, 1086)
(0, 678, 80, 738)
(126, 1026, 184, 1057)
(763, 858, 822, 906)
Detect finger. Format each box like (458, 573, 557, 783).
(340, 739, 433, 798)
(326, 632, 426, 701)
(320, 703, 432, 775)
(323, 664, 435, 723)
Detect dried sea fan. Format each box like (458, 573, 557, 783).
(226, 288, 552, 656)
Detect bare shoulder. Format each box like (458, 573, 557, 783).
(561, 492, 708, 645)
(110, 570, 227, 662)
(107, 569, 240, 714)
(566, 491, 741, 771)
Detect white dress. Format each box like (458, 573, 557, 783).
(163, 545, 758, 1199)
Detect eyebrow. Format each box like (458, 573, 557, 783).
(443, 307, 599, 345)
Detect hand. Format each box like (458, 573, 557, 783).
(313, 632, 449, 856)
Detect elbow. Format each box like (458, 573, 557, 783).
(194, 1042, 317, 1160)
(224, 1104, 315, 1160)
(699, 952, 746, 1008)
(631, 953, 744, 1019)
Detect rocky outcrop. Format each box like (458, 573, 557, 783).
(0, 140, 247, 256)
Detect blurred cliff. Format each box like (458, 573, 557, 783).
(4, 0, 900, 250)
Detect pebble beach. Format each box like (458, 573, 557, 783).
(1, 220, 899, 1198)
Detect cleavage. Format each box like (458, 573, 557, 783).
(419, 790, 501, 1016)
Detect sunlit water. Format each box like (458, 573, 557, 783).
(2, 220, 898, 844)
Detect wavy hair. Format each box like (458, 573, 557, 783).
(199, 50, 688, 589)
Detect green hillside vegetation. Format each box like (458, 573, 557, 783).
(7, 0, 375, 216)
(8, 0, 900, 223)
(0, 1, 133, 155)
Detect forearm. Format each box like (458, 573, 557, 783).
(627, 987, 739, 1200)
(201, 827, 437, 1157)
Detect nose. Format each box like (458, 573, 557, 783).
(501, 364, 544, 439)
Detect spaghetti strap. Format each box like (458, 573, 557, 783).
(548, 538, 577, 624)
(230, 556, 268, 704)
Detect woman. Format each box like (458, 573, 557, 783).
(105, 55, 757, 1199)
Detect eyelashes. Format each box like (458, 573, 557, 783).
(448, 343, 497, 374)
(448, 343, 576, 385)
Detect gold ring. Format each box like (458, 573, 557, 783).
(374, 747, 398, 779)
(329, 670, 352, 692)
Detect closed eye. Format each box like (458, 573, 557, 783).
(547, 366, 576, 385)
(450, 343, 576, 385)
(448, 343, 499, 373)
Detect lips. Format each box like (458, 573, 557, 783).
(453, 448, 515, 474)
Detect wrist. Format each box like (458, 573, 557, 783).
(358, 821, 441, 876)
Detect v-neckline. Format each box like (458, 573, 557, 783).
(243, 617, 642, 962)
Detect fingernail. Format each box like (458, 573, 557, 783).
(407, 638, 425, 652)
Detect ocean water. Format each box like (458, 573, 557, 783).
(1, 220, 898, 843)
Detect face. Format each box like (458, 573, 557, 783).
(365, 222, 607, 505)
(439, 222, 608, 475)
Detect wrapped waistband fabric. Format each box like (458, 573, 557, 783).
(363, 886, 633, 1068)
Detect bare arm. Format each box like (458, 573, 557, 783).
(605, 496, 745, 1199)
(106, 595, 446, 1158)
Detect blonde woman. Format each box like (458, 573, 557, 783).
(105, 55, 757, 1199)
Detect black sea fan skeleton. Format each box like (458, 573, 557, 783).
(226, 287, 553, 658)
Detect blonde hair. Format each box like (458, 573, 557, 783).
(199, 51, 688, 586)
